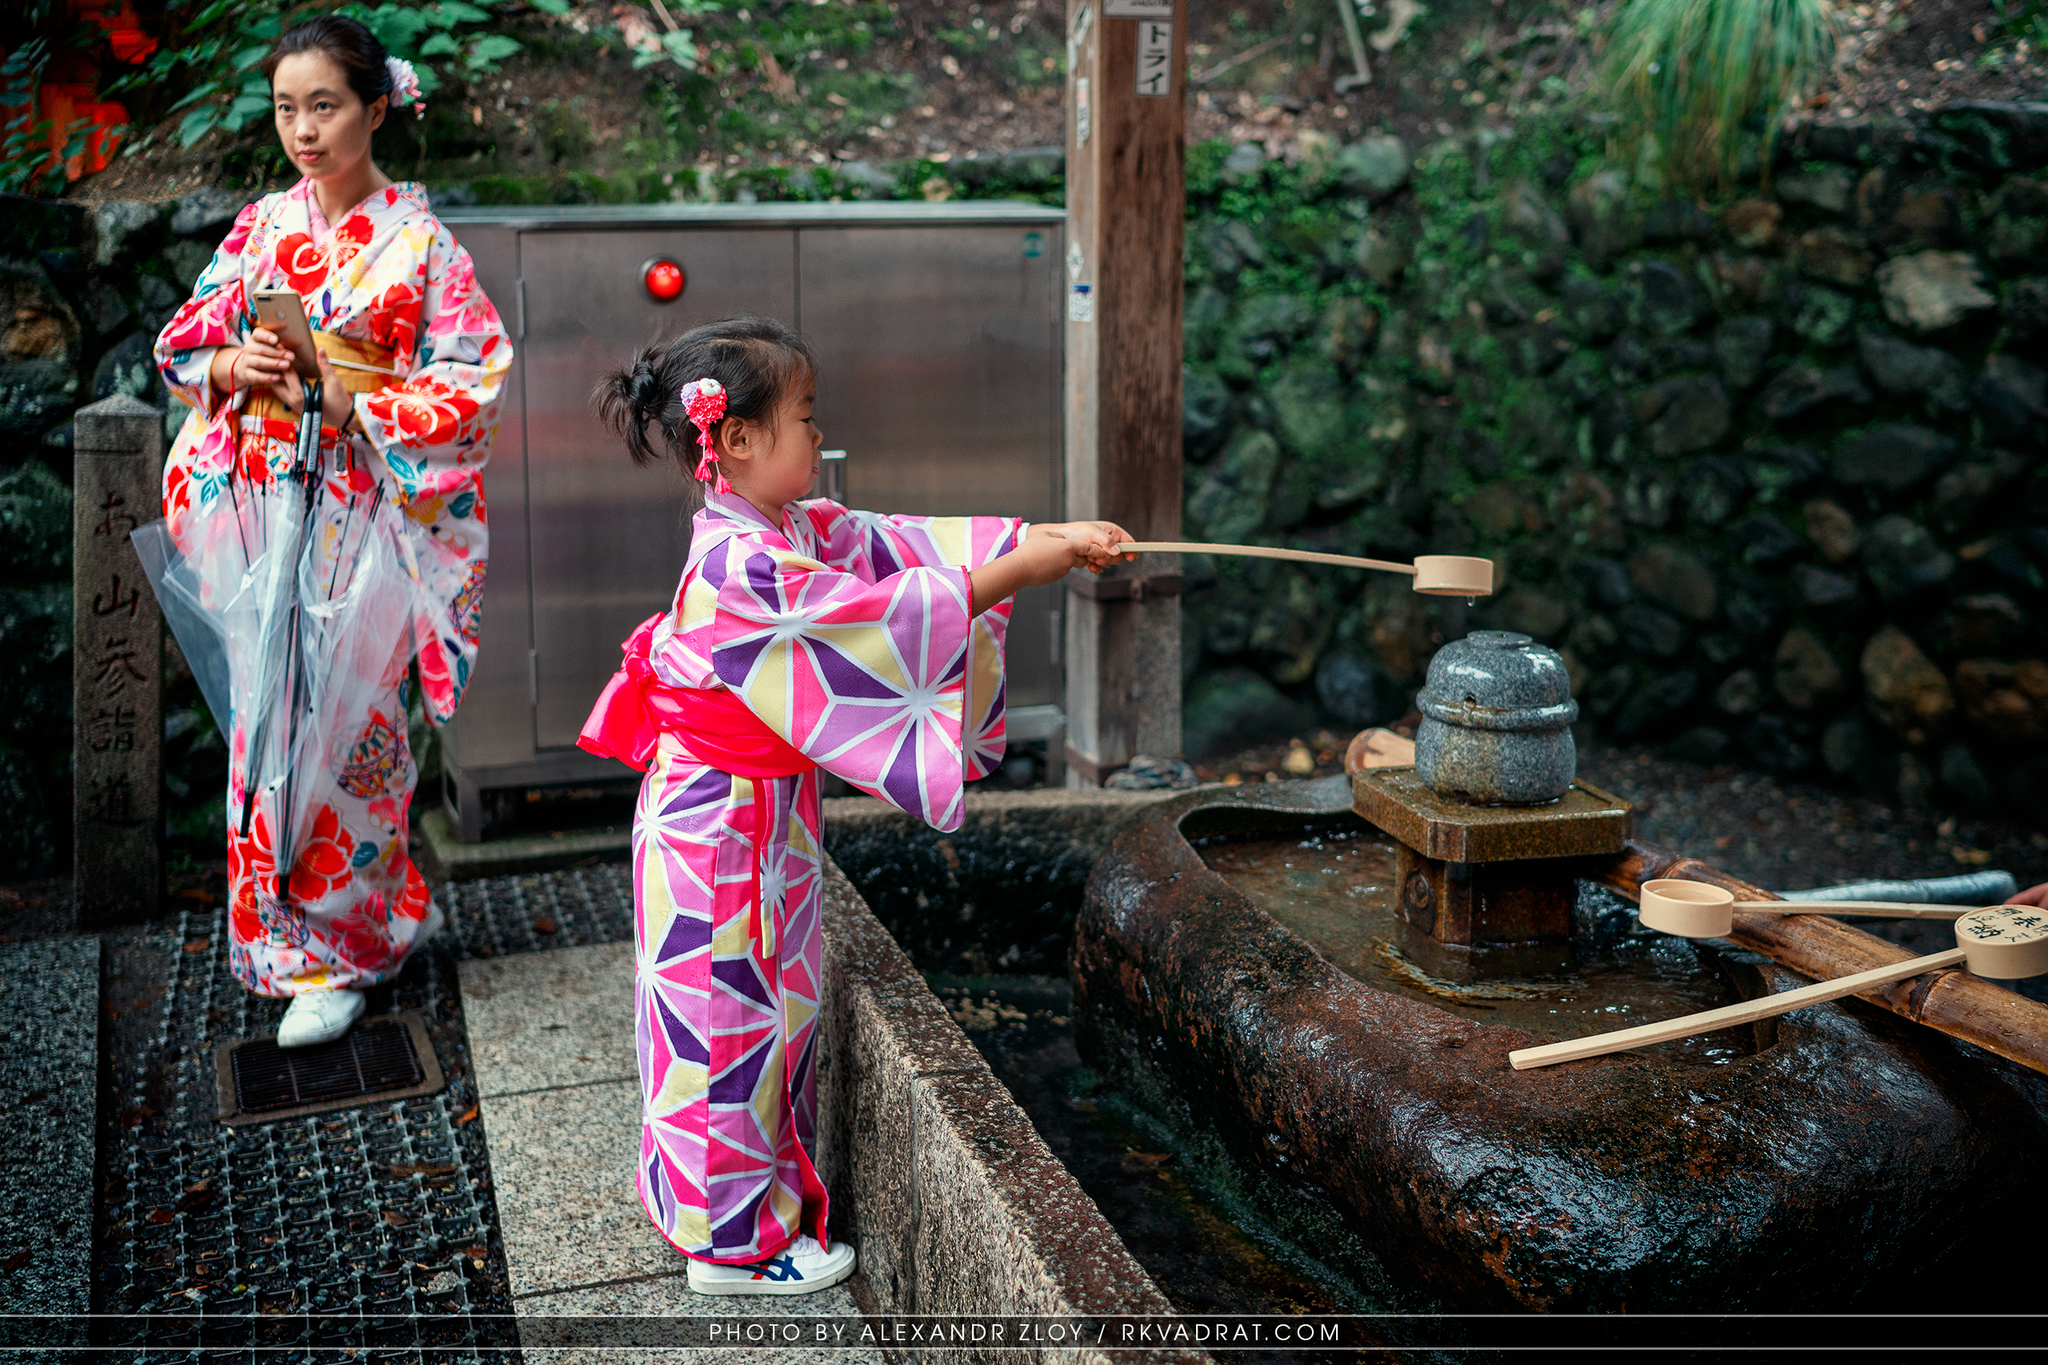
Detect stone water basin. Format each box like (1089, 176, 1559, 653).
(1072, 777, 2048, 1312)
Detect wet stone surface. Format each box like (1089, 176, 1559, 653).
(92, 907, 514, 1359)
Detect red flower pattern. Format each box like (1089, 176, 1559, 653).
(369, 374, 480, 448)
(365, 281, 422, 363)
(273, 231, 326, 294)
(288, 804, 357, 903)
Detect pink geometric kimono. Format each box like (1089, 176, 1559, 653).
(616, 488, 1021, 1263)
(154, 178, 510, 995)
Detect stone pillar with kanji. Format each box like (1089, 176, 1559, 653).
(1062, 0, 1188, 785)
(73, 395, 163, 925)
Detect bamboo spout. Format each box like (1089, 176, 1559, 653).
(1595, 838, 2048, 1079)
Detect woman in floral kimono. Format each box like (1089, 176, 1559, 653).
(582, 317, 1129, 1294)
(154, 16, 510, 1046)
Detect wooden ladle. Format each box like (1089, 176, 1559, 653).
(1113, 543, 1495, 597)
(1509, 902, 2048, 1071)
(1635, 878, 1970, 938)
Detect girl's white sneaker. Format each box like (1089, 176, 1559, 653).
(685, 1235, 857, 1296)
(276, 988, 365, 1048)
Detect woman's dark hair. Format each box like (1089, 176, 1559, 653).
(594, 316, 818, 471)
(263, 15, 394, 108)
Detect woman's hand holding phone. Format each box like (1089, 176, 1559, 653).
(211, 327, 292, 395)
(211, 329, 353, 427)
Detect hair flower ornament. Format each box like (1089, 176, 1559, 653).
(680, 377, 730, 493)
(386, 57, 424, 117)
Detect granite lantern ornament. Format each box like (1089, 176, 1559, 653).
(1414, 630, 1578, 805)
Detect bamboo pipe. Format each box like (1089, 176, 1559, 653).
(1594, 839, 2048, 1079)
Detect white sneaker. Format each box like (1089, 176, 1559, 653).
(685, 1235, 856, 1296)
(276, 988, 366, 1048)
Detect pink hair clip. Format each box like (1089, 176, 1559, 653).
(680, 377, 729, 493)
(385, 58, 424, 119)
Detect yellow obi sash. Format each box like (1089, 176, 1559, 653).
(243, 330, 402, 436)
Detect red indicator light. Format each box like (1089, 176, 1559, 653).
(643, 258, 685, 302)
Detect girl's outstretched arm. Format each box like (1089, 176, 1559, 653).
(967, 522, 1130, 616)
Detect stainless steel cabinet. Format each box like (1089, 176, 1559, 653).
(438, 202, 1065, 840)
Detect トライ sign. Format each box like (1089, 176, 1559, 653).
(1136, 20, 1173, 96)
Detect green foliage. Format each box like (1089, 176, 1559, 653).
(0, 40, 78, 198)
(1602, 0, 1837, 189)
(104, 0, 554, 153)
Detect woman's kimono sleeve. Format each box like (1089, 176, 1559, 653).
(153, 200, 260, 423)
(707, 541, 1005, 832)
(796, 500, 1024, 780)
(354, 225, 513, 725)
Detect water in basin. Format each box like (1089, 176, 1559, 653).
(1198, 825, 1760, 1066)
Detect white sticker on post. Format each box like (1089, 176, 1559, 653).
(1068, 282, 1094, 323)
(1135, 19, 1173, 97)
(1075, 75, 1091, 148)
(1105, 0, 1171, 14)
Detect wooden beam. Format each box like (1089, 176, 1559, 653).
(1063, 0, 1188, 783)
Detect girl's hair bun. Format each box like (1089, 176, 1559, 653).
(628, 360, 666, 421)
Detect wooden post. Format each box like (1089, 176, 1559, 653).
(73, 395, 163, 926)
(1062, 0, 1188, 785)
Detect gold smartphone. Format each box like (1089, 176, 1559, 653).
(248, 288, 320, 378)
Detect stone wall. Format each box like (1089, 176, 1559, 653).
(7, 98, 2046, 875)
(1178, 102, 2048, 822)
(0, 189, 245, 876)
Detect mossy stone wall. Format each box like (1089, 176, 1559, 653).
(1179, 102, 2048, 821)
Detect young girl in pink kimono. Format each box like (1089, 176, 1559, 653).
(583, 317, 1128, 1295)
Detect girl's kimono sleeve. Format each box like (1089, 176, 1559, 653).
(154, 200, 261, 422)
(797, 500, 1025, 779)
(355, 223, 513, 725)
(707, 541, 997, 832)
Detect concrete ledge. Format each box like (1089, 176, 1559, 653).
(416, 808, 630, 884)
(419, 785, 1191, 903)
(816, 854, 1205, 1364)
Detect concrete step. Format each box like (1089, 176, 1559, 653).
(459, 942, 881, 1362)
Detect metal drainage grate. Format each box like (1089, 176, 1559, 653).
(216, 1012, 445, 1125)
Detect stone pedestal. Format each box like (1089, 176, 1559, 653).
(72, 394, 163, 926)
(1354, 766, 1631, 947)
(1394, 845, 1580, 944)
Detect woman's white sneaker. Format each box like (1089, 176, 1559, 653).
(276, 988, 365, 1048)
(685, 1235, 856, 1295)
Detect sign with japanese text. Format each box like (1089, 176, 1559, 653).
(73, 396, 163, 925)
(1135, 20, 1174, 97)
